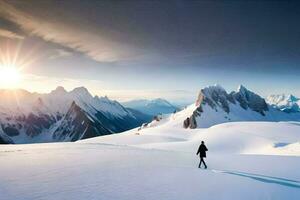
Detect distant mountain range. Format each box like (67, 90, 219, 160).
(267, 94, 300, 113)
(1, 85, 299, 144)
(122, 98, 178, 116)
(0, 87, 150, 144)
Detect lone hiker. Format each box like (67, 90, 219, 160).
(196, 141, 208, 169)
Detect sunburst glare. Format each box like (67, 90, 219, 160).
(0, 39, 37, 89)
(0, 64, 21, 88)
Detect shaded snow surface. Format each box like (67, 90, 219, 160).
(1, 120, 300, 200)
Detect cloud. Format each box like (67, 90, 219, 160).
(0, 1, 137, 63)
(0, 28, 24, 39)
(49, 49, 73, 59)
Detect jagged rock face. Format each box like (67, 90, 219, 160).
(197, 86, 235, 113)
(0, 113, 57, 138)
(53, 101, 148, 142)
(25, 113, 57, 137)
(53, 102, 109, 142)
(232, 85, 268, 115)
(183, 116, 197, 129)
(0, 134, 13, 144)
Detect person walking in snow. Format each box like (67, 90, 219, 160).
(196, 141, 208, 169)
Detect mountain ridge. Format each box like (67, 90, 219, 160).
(0, 86, 149, 144)
(122, 98, 178, 116)
(267, 94, 300, 113)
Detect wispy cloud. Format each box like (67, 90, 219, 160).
(49, 49, 73, 59)
(0, 1, 136, 62)
(0, 28, 24, 39)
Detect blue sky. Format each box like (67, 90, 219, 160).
(0, 0, 299, 102)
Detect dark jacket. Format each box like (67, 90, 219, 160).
(197, 144, 208, 158)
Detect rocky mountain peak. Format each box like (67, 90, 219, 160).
(71, 86, 90, 94)
(233, 86, 268, 115)
(55, 86, 67, 92)
(50, 86, 67, 96)
(197, 85, 234, 113)
(195, 85, 268, 116)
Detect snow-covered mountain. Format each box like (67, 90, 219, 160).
(181, 85, 300, 128)
(0, 87, 150, 144)
(122, 98, 178, 116)
(1, 84, 299, 144)
(138, 85, 300, 130)
(267, 94, 300, 113)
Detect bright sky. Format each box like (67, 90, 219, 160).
(0, 0, 299, 103)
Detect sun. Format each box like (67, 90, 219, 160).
(0, 65, 21, 88)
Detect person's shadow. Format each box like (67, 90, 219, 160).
(212, 170, 300, 188)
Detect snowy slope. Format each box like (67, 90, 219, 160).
(82, 115, 300, 156)
(1, 120, 300, 200)
(267, 94, 300, 113)
(122, 98, 178, 116)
